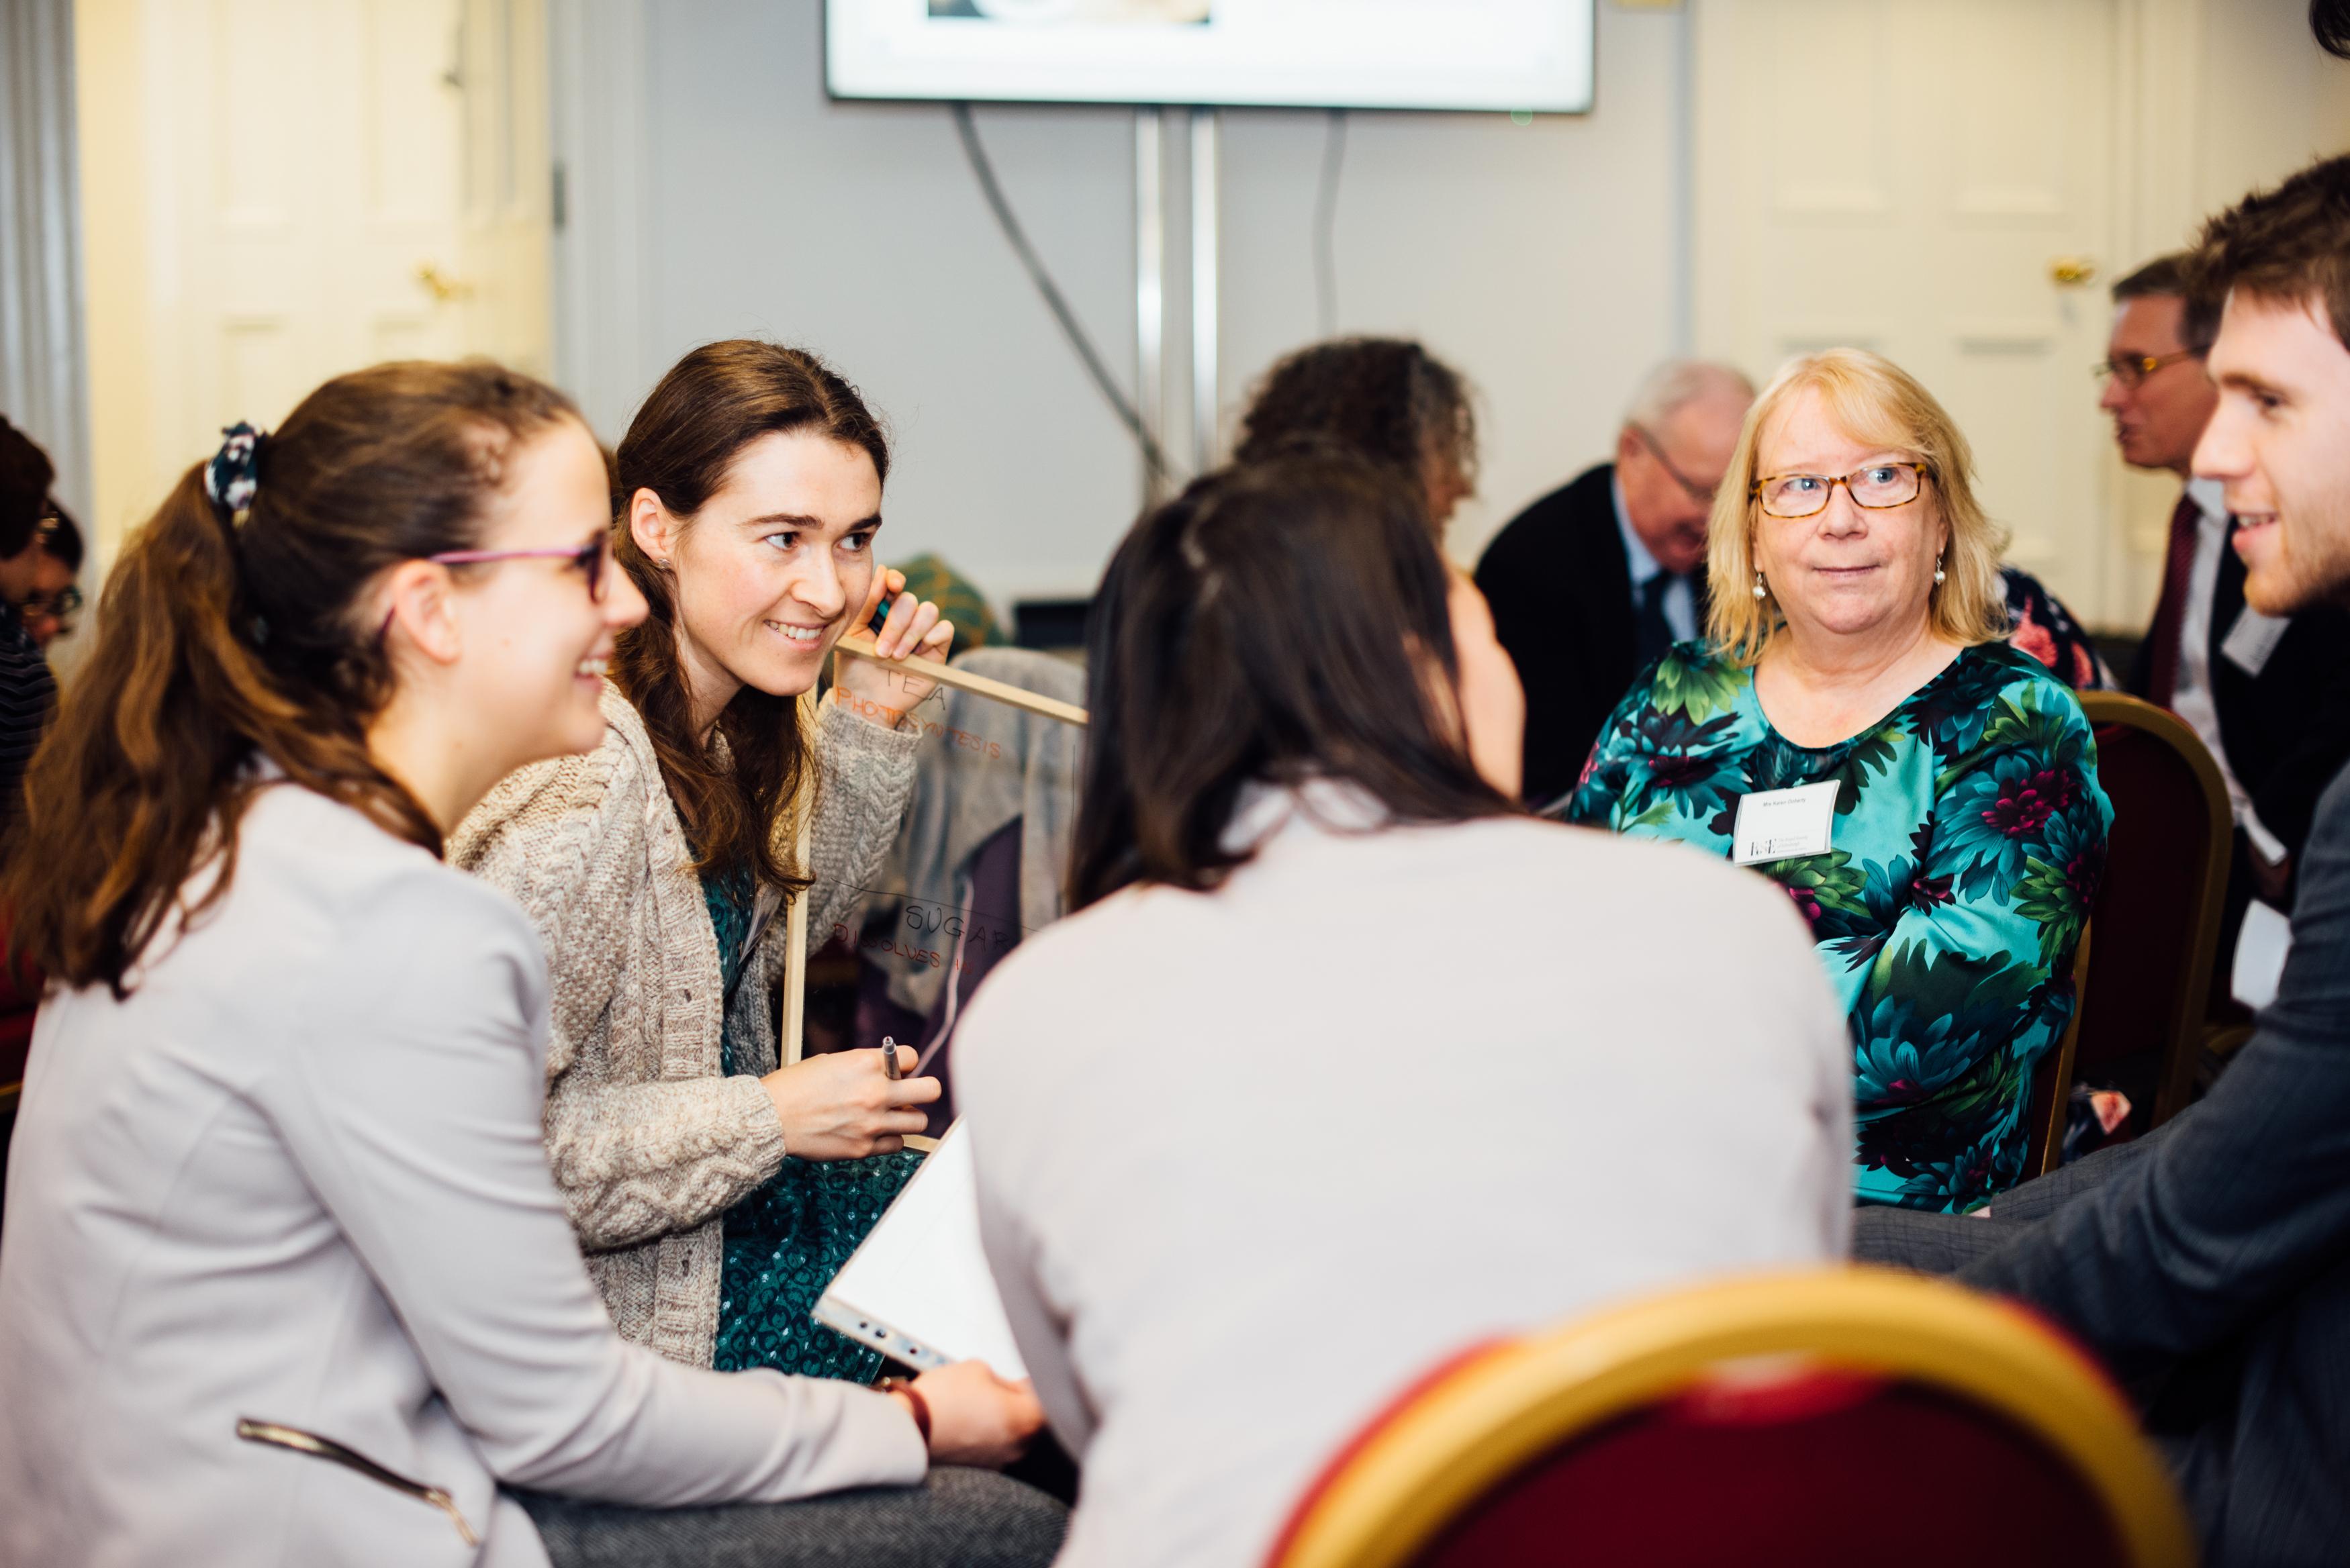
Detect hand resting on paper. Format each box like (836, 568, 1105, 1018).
(761, 1046, 940, 1159)
(892, 1361, 1046, 1469)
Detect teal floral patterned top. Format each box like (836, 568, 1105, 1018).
(704, 865, 923, 1379)
(1566, 640, 2110, 1214)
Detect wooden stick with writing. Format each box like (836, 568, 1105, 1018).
(832, 630, 1090, 728)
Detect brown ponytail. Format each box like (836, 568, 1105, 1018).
(612, 340, 891, 891)
(4, 359, 579, 996)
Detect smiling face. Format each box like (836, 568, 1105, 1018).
(447, 415, 647, 765)
(634, 429, 883, 731)
(2100, 294, 2218, 475)
(2196, 290, 2350, 616)
(1750, 387, 1948, 652)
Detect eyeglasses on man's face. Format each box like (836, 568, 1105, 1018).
(1628, 422, 1721, 506)
(2092, 349, 2202, 390)
(1752, 462, 1930, 520)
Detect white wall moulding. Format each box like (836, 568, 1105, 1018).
(2, 0, 93, 528)
(547, 0, 649, 443)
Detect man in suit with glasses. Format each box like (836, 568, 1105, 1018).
(1474, 360, 1754, 809)
(2104, 253, 2350, 922)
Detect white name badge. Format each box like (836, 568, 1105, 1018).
(2220, 606, 2290, 678)
(1732, 780, 1842, 867)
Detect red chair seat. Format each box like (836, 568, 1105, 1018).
(1425, 1373, 2124, 1567)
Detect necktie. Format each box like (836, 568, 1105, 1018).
(1634, 573, 1677, 668)
(2143, 492, 2202, 710)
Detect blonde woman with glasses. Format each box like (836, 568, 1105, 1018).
(1566, 348, 2111, 1215)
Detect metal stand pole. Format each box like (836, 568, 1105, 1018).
(1135, 107, 1168, 504)
(1189, 107, 1220, 476)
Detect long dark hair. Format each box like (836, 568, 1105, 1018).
(612, 340, 890, 890)
(1070, 450, 1513, 910)
(5, 360, 580, 995)
(1233, 337, 1477, 534)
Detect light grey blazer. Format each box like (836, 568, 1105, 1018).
(957, 783, 1854, 1567)
(0, 783, 923, 1568)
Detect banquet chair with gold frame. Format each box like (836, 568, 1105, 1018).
(1265, 1269, 2194, 1568)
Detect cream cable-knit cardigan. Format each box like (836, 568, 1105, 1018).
(451, 682, 920, 1367)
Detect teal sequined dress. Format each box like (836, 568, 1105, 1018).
(703, 866, 923, 1379)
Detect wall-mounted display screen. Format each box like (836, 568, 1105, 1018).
(825, 1, 1595, 114)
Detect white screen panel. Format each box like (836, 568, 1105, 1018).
(826, 0, 1595, 113)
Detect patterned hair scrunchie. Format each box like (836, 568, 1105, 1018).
(203, 422, 266, 517)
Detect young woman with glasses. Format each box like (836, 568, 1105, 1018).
(0, 360, 1058, 1566)
(1567, 348, 2112, 1216)
(449, 341, 994, 1389)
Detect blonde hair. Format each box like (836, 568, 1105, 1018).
(1704, 348, 2010, 665)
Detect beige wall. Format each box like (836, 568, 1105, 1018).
(74, 0, 157, 569)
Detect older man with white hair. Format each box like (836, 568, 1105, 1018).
(1474, 360, 1754, 806)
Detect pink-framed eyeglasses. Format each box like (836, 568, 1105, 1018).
(378, 538, 611, 638)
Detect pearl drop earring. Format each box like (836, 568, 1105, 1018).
(1752, 569, 1768, 601)
(1933, 552, 1946, 586)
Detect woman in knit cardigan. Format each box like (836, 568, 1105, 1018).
(453, 342, 960, 1378)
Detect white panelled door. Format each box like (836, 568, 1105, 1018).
(1695, 0, 2123, 624)
(138, 0, 549, 477)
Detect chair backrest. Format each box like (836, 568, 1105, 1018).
(2073, 692, 2232, 1126)
(1266, 1269, 2194, 1568)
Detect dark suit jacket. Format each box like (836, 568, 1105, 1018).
(2131, 516, 2350, 859)
(1475, 464, 1709, 807)
(1854, 761, 2350, 1566)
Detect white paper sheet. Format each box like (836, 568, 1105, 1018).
(814, 1123, 1029, 1379)
(2232, 897, 2294, 1012)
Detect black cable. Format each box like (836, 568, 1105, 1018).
(951, 102, 1170, 485)
(1313, 108, 1348, 339)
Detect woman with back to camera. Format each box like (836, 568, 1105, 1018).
(0, 361, 1055, 1567)
(951, 450, 1854, 1568)
(452, 340, 961, 1383)
(1568, 348, 2111, 1214)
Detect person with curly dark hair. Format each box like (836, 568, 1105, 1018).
(1231, 337, 1478, 536)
